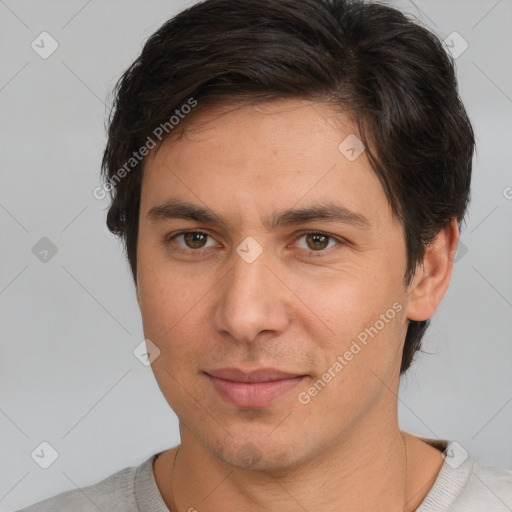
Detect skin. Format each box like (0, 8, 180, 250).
(136, 99, 458, 512)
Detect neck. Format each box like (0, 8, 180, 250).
(169, 419, 412, 512)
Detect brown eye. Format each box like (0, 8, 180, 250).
(305, 233, 330, 251)
(292, 231, 345, 258)
(166, 231, 216, 253)
(183, 232, 208, 249)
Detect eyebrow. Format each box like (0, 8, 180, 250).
(146, 198, 372, 231)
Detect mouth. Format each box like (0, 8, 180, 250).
(204, 367, 308, 408)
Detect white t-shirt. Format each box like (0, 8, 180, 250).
(16, 439, 512, 511)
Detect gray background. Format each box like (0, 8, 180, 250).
(1, 0, 511, 510)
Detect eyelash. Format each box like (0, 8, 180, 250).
(164, 230, 344, 257)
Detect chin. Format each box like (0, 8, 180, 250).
(201, 428, 312, 473)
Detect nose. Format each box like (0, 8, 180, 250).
(213, 244, 291, 344)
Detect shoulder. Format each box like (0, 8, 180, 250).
(455, 456, 512, 511)
(418, 440, 512, 512)
(15, 457, 149, 512)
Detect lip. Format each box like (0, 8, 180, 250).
(205, 367, 307, 408)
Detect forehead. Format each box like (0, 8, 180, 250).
(144, 99, 360, 170)
(140, 99, 394, 231)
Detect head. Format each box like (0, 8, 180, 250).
(101, 0, 474, 469)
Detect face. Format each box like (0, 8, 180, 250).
(136, 99, 413, 470)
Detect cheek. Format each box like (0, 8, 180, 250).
(137, 239, 201, 321)
(137, 261, 192, 353)
(295, 267, 408, 406)
(137, 265, 208, 411)
(299, 303, 407, 423)
(297, 262, 403, 341)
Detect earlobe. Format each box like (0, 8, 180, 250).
(405, 218, 460, 322)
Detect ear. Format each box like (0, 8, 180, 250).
(135, 269, 140, 306)
(405, 218, 460, 322)
(135, 275, 141, 307)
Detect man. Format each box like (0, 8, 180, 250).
(19, 0, 512, 511)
